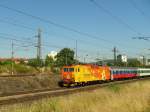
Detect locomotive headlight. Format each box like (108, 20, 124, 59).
(66, 74, 70, 79)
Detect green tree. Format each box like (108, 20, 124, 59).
(128, 59, 141, 67)
(55, 48, 75, 67)
(45, 55, 54, 67)
(116, 61, 127, 67)
(28, 58, 44, 67)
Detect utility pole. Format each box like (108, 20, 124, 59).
(132, 37, 150, 66)
(112, 47, 117, 66)
(65, 53, 67, 65)
(75, 40, 78, 64)
(37, 28, 42, 60)
(84, 54, 88, 64)
(142, 55, 145, 66)
(11, 41, 14, 75)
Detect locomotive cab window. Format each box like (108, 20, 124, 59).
(64, 68, 68, 72)
(69, 68, 74, 72)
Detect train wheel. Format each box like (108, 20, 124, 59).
(58, 81, 64, 87)
(81, 82, 85, 86)
(67, 84, 71, 88)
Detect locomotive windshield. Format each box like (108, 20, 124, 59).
(63, 68, 74, 72)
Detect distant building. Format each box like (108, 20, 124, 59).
(146, 59, 150, 65)
(138, 56, 150, 66)
(138, 56, 146, 65)
(47, 51, 57, 60)
(117, 54, 127, 63)
(0, 58, 28, 64)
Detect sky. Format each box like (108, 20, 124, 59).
(0, 0, 150, 62)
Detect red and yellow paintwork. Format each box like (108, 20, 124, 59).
(61, 64, 110, 85)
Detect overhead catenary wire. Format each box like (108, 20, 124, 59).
(0, 31, 139, 60)
(90, 0, 143, 36)
(0, 18, 36, 32)
(0, 35, 97, 55)
(128, 0, 150, 20)
(0, 18, 141, 58)
(0, 3, 144, 52)
(0, 16, 143, 55)
(0, 4, 116, 44)
(0, 32, 34, 42)
(89, 0, 149, 55)
(0, 18, 112, 50)
(0, 3, 144, 58)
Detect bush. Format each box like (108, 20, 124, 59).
(0, 61, 12, 65)
(14, 64, 36, 74)
(28, 59, 44, 67)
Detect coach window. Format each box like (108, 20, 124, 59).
(120, 71, 122, 74)
(138, 70, 140, 73)
(78, 68, 80, 72)
(124, 71, 126, 74)
(116, 71, 118, 74)
(119, 71, 121, 74)
(134, 71, 136, 74)
(113, 71, 115, 75)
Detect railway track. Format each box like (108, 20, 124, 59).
(0, 77, 149, 105)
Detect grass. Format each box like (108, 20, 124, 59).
(0, 74, 60, 95)
(0, 64, 38, 75)
(107, 84, 121, 93)
(0, 80, 150, 112)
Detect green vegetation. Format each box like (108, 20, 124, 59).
(107, 84, 120, 93)
(0, 62, 37, 75)
(0, 47, 148, 75)
(0, 47, 77, 75)
(127, 59, 142, 67)
(55, 48, 75, 67)
(28, 58, 44, 67)
(115, 59, 142, 67)
(45, 55, 54, 67)
(0, 74, 60, 95)
(0, 80, 150, 112)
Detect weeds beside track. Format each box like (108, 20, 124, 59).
(0, 77, 149, 105)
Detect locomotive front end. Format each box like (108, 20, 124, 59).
(61, 66, 75, 86)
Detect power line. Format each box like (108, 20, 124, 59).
(128, 0, 150, 20)
(0, 17, 143, 59)
(0, 32, 34, 42)
(0, 4, 145, 57)
(0, 18, 112, 50)
(0, 4, 115, 44)
(0, 35, 36, 45)
(90, 0, 143, 36)
(0, 27, 142, 59)
(0, 18, 36, 31)
(0, 16, 142, 55)
(0, 34, 97, 55)
(0, 34, 141, 60)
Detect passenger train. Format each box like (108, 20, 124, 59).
(60, 64, 150, 87)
